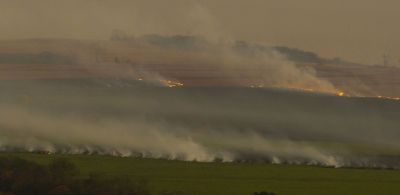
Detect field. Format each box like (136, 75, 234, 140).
(1, 152, 400, 195)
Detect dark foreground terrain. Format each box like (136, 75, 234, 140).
(1, 152, 400, 195)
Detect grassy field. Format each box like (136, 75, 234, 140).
(1, 152, 400, 195)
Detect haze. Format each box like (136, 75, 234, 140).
(1, 0, 399, 65)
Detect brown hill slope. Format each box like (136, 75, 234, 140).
(0, 39, 399, 97)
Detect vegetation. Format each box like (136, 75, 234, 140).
(1, 153, 400, 195)
(0, 156, 148, 195)
(110, 33, 342, 64)
(253, 192, 276, 195)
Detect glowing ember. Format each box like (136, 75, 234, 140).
(248, 84, 400, 102)
(337, 92, 345, 97)
(162, 80, 184, 88)
(376, 96, 400, 101)
(249, 84, 264, 88)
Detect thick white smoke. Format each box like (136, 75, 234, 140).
(0, 81, 399, 168)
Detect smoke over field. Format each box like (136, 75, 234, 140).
(1, 80, 400, 168)
(0, 36, 399, 170)
(1, 0, 400, 172)
(1, 36, 400, 96)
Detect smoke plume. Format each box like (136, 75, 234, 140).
(0, 80, 399, 168)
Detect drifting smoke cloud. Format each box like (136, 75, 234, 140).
(213, 42, 337, 93)
(67, 34, 337, 93)
(0, 0, 399, 169)
(0, 0, 338, 93)
(1, 81, 400, 168)
(0, 104, 213, 161)
(0, 103, 338, 166)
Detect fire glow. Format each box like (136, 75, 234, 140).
(162, 80, 184, 88)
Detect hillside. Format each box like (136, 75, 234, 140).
(0, 38, 399, 97)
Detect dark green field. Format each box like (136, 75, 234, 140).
(2, 152, 400, 195)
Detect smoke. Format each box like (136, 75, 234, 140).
(59, 34, 337, 93)
(214, 43, 337, 93)
(0, 0, 338, 93)
(0, 104, 214, 161)
(0, 103, 340, 166)
(1, 81, 400, 168)
(0, 1, 399, 169)
(0, 0, 227, 40)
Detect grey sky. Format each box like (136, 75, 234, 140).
(0, 0, 399, 64)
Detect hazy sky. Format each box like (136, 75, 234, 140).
(1, 0, 399, 64)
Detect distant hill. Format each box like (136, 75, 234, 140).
(0, 51, 76, 65)
(113, 34, 347, 65)
(0, 37, 399, 96)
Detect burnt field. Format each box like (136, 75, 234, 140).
(0, 39, 400, 97)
